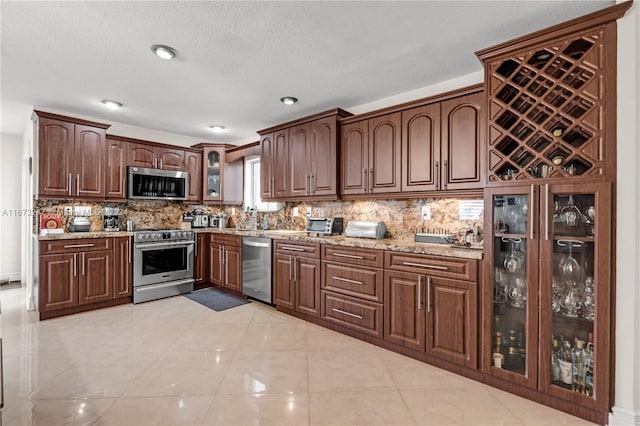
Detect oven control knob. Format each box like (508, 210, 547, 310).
(139, 234, 146, 241)
(176, 232, 183, 238)
(153, 234, 160, 240)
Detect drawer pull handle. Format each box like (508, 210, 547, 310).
(63, 244, 95, 249)
(332, 276, 363, 285)
(402, 261, 448, 270)
(332, 253, 364, 260)
(280, 246, 305, 252)
(331, 308, 363, 320)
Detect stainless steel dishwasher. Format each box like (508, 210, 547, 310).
(242, 237, 272, 304)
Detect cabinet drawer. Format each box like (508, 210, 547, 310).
(210, 234, 241, 247)
(274, 240, 320, 258)
(322, 261, 383, 302)
(40, 238, 112, 255)
(321, 291, 383, 338)
(384, 251, 478, 282)
(322, 245, 383, 268)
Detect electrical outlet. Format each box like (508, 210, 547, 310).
(231, 207, 236, 215)
(293, 207, 299, 217)
(421, 206, 431, 220)
(306, 207, 312, 217)
(75, 206, 91, 216)
(63, 206, 72, 216)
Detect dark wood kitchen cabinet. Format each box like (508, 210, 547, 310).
(194, 233, 209, 290)
(38, 237, 118, 319)
(127, 143, 185, 170)
(440, 91, 484, 190)
(341, 113, 402, 196)
(259, 109, 350, 201)
(400, 89, 483, 193)
(34, 111, 110, 199)
(209, 234, 242, 293)
(260, 129, 289, 199)
(193, 144, 242, 205)
(384, 252, 478, 368)
(273, 240, 321, 317)
(113, 236, 132, 298)
(78, 250, 113, 305)
(184, 150, 203, 202)
(105, 138, 127, 200)
(320, 246, 384, 338)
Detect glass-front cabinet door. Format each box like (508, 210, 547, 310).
(539, 182, 611, 410)
(205, 148, 222, 201)
(484, 186, 539, 388)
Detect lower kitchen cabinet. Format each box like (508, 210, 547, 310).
(38, 237, 133, 319)
(113, 236, 132, 297)
(273, 240, 321, 317)
(321, 291, 383, 338)
(383, 252, 478, 368)
(39, 253, 77, 311)
(194, 233, 208, 289)
(78, 250, 113, 304)
(209, 234, 242, 293)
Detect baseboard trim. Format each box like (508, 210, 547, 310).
(609, 406, 640, 425)
(0, 272, 21, 283)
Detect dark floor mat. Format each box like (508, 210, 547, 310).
(183, 288, 250, 311)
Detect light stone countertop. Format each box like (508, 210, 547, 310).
(194, 228, 484, 260)
(37, 231, 134, 240)
(36, 228, 483, 260)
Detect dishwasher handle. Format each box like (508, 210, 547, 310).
(243, 240, 271, 248)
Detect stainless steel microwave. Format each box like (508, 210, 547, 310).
(127, 166, 188, 201)
(306, 217, 344, 235)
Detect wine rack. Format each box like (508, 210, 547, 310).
(485, 27, 607, 182)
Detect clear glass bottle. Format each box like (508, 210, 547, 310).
(584, 333, 594, 396)
(552, 337, 561, 384)
(572, 339, 587, 393)
(558, 338, 573, 388)
(493, 334, 505, 368)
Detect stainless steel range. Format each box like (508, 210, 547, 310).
(133, 229, 195, 304)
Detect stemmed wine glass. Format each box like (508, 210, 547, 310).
(503, 238, 523, 273)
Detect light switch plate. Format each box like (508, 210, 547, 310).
(293, 207, 299, 217)
(421, 206, 431, 220)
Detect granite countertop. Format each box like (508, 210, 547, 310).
(195, 228, 484, 260)
(37, 231, 134, 240)
(36, 228, 482, 260)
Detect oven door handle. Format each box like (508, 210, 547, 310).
(135, 241, 195, 249)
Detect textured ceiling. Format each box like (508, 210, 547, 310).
(1, 1, 614, 144)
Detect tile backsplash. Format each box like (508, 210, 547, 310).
(34, 197, 484, 239)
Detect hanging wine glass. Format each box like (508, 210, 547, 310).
(503, 238, 523, 273)
(558, 241, 582, 282)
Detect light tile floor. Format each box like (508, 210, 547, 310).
(1, 284, 596, 425)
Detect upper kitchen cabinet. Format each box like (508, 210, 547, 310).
(259, 108, 352, 201)
(440, 91, 484, 190)
(192, 144, 243, 205)
(342, 85, 484, 199)
(340, 112, 402, 197)
(127, 143, 185, 170)
(184, 150, 203, 202)
(105, 137, 127, 200)
(476, 6, 626, 184)
(34, 111, 110, 200)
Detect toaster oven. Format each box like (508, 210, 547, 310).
(306, 217, 344, 235)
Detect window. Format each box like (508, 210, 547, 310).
(244, 156, 281, 211)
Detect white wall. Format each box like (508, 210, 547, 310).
(0, 133, 24, 282)
(611, 1, 640, 425)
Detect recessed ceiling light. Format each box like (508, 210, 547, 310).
(151, 44, 178, 60)
(101, 99, 123, 110)
(209, 125, 226, 133)
(280, 96, 298, 105)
